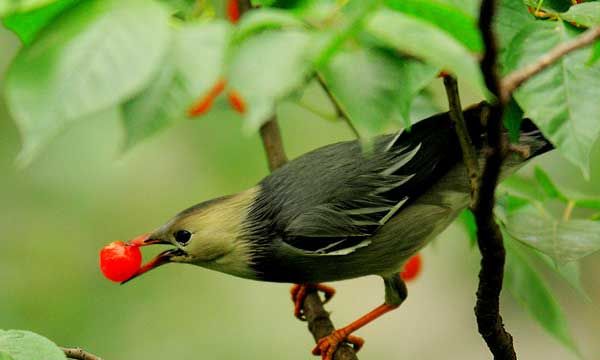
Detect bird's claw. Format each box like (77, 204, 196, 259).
(312, 330, 364, 360)
(290, 283, 336, 321)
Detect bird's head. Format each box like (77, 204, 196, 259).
(122, 189, 259, 284)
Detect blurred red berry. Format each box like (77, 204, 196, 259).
(227, 90, 246, 114)
(227, 0, 240, 23)
(400, 254, 422, 282)
(99, 241, 142, 282)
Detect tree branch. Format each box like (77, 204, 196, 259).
(238, 1, 356, 359)
(61, 347, 103, 360)
(259, 116, 288, 171)
(304, 290, 359, 360)
(473, 1, 517, 359)
(501, 26, 600, 103)
(258, 111, 357, 360)
(442, 75, 480, 200)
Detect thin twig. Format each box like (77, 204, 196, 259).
(474, 0, 517, 359)
(239, 1, 356, 359)
(61, 347, 103, 360)
(442, 75, 480, 201)
(316, 74, 361, 139)
(501, 27, 600, 102)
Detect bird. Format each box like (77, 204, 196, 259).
(123, 102, 552, 359)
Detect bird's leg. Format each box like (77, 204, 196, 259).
(312, 274, 407, 360)
(290, 283, 336, 320)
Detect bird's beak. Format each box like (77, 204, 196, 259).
(120, 233, 176, 285)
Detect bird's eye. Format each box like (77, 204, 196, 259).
(173, 230, 192, 245)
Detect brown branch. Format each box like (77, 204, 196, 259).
(442, 75, 480, 201)
(238, 1, 356, 359)
(501, 27, 600, 103)
(304, 290, 359, 360)
(61, 347, 102, 360)
(316, 74, 361, 139)
(473, 0, 517, 359)
(258, 112, 357, 360)
(259, 117, 288, 171)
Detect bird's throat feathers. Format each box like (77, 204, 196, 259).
(176, 187, 259, 279)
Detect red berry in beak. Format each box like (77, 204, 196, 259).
(400, 253, 422, 282)
(99, 241, 142, 282)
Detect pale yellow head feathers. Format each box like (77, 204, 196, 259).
(151, 187, 260, 279)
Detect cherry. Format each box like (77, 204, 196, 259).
(99, 241, 142, 282)
(400, 253, 422, 282)
(227, 0, 240, 23)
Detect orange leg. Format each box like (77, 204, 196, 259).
(312, 303, 399, 360)
(290, 283, 336, 320)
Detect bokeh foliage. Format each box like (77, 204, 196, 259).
(1, 0, 600, 358)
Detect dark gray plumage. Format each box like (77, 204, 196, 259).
(244, 105, 550, 283)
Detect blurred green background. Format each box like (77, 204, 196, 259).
(1, 24, 600, 360)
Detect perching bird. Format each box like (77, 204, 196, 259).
(124, 102, 552, 359)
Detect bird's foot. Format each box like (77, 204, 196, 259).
(290, 283, 336, 320)
(312, 329, 364, 360)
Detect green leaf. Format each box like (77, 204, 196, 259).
(320, 48, 438, 135)
(502, 97, 523, 143)
(504, 236, 579, 354)
(560, 2, 600, 28)
(435, 0, 479, 17)
(250, 0, 276, 6)
(0, 0, 59, 17)
(457, 210, 477, 247)
(0, 351, 14, 360)
(366, 9, 485, 96)
(574, 198, 600, 210)
(534, 166, 566, 200)
(409, 90, 442, 123)
(233, 8, 305, 43)
(496, 0, 537, 62)
(0, 330, 66, 360)
(2, 0, 78, 44)
(524, 0, 571, 13)
(505, 21, 600, 178)
(122, 22, 230, 149)
(312, 0, 379, 68)
(496, 194, 531, 219)
(589, 41, 600, 65)
(4, 0, 170, 165)
(534, 251, 591, 302)
(228, 29, 313, 130)
(384, 0, 482, 52)
(499, 175, 546, 202)
(505, 207, 600, 262)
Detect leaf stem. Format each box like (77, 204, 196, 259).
(563, 200, 575, 221)
(295, 100, 340, 122)
(316, 74, 361, 139)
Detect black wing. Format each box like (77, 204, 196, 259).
(251, 108, 477, 255)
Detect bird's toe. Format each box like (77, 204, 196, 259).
(311, 330, 363, 360)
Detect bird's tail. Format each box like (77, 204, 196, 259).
(462, 102, 554, 160)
